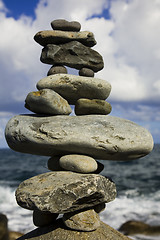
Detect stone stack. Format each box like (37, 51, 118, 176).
(5, 19, 154, 240)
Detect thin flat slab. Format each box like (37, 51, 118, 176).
(40, 41, 104, 72)
(15, 172, 116, 213)
(17, 218, 131, 240)
(37, 74, 111, 104)
(5, 115, 153, 160)
(34, 30, 96, 47)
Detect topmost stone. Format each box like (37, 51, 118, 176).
(51, 19, 81, 32)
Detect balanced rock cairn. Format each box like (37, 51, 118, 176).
(5, 19, 153, 240)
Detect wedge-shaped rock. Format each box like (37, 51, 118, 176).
(40, 41, 104, 72)
(25, 89, 72, 115)
(15, 172, 116, 213)
(5, 115, 154, 160)
(37, 74, 111, 104)
(34, 30, 96, 47)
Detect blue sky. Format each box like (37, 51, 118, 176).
(0, 0, 159, 148)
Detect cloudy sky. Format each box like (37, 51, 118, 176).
(0, 0, 159, 148)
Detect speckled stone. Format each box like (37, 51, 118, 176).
(37, 74, 111, 104)
(63, 209, 100, 231)
(51, 19, 81, 32)
(59, 154, 98, 173)
(75, 98, 112, 115)
(33, 210, 58, 227)
(34, 30, 96, 47)
(79, 68, 94, 77)
(47, 65, 67, 76)
(40, 41, 103, 72)
(15, 172, 117, 213)
(17, 218, 131, 240)
(25, 89, 72, 115)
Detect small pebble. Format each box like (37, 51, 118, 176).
(79, 68, 94, 77)
(59, 154, 98, 173)
(47, 65, 67, 76)
(63, 209, 100, 231)
(33, 209, 58, 227)
(75, 98, 112, 115)
(94, 203, 106, 213)
(51, 19, 81, 32)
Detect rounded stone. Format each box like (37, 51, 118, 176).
(47, 65, 67, 76)
(79, 68, 94, 77)
(33, 209, 58, 227)
(51, 19, 81, 32)
(47, 156, 63, 171)
(75, 98, 112, 115)
(63, 209, 100, 231)
(93, 161, 104, 174)
(94, 203, 106, 213)
(59, 154, 98, 173)
(25, 89, 72, 115)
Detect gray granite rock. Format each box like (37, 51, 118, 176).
(63, 209, 100, 231)
(47, 65, 67, 76)
(5, 115, 154, 160)
(25, 89, 72, 115)
(15, 172, 116, 213)
(51, 19, 81, 32)
(40, 41, 104, 72)
(34, 30, 96, 47)
(37, 74, 111, 104)
(59, 154, 98, 173)
(79, 68, 94, 77)
(75, 98, 112, 115)
(17, 218, 131, 240)
(33, 210, 58, 227)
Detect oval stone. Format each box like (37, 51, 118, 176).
(25, 89, 72, 115)
(47, 65, 67, 76)
(63, 209, 100, 231)
(37, 74, 111, 104)
(51, 19, 81, 32)
(79, 68, 94, 77)
(75, 98, 112, 115)
(5, 115, 154, 160)
(59, 154, 98, 173)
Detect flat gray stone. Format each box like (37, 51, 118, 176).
(59, 154, 98, 173)
(75, 98, 112, 115)
(15, 172, 116, 213)
(51, 19, 81, 32)
(37, 74, 111, 104)
(25, 89, 72, 115)
(17, 218, 131, 240)
(34, 30, 96, 47)
(40, 41, 104, 72)
(47, 65, 67, 76)
(63, 209, 100, 231)
(5, 115, 154, 160)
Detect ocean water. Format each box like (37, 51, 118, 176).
(0, 145, 160, 240)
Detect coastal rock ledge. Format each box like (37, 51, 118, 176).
(5, 115, 153, 160)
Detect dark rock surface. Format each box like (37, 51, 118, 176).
(51, 19, 81, 32)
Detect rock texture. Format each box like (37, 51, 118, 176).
(5, 115, 154, 160)
(17, 218, 131, 240)
(15, 172, 116, 213)
(34, 30, 96, 47)
(40, 41, 104, 72)
(63, 209, 100, 231)
(47, 65, 67, 75)
(25, 89, 72, 115)
(51, 19, 81, 32)
(75, 98, 112, 115)
(37, 74, 111, 104)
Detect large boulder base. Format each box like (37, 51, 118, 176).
(17, 218, 131, 240)
(40, 41, 104, 72)
(37, 74, 111, 104)
(15, 172, 116, 213)
(5, 115, 154, 160)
